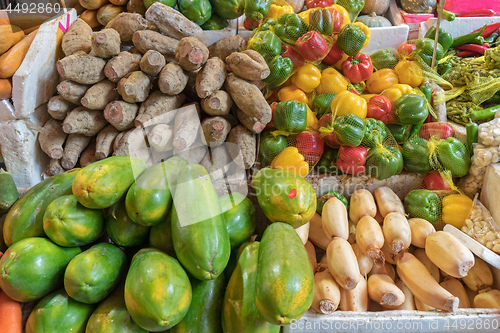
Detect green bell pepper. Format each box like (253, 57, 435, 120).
(387, 124, 411, 144)
(436, 137, 471, 177)
(259, 18, 276, 31)
(404, 189, 442, 223)
(316, 190, 348, 215)
(415, 38, 444, 67)
(394, 94, 429, 125)
(274, 13, 307, 46)
(309, 8, 333, 35)
(424, 26, 453, 53)
(264, 55, 293, 87)
(247, 30, 282, 63)
(402, 136, 432, 173)
(362, 118, 387, 148)
(245, 0, 272, 21)
(211, 0, 245, 20)
(484, 91, 500, 105)
(369, 49, 399, 70)
(316, 149, 339, 174)
(201, 13, 229, 30)
(179, 0, 212, 26)
(259, 131, 288, 166)
(273, 100, 308, 134)
(333, 113, 366, 147)
(312, 93, 336, 117)
(366, 145, 403, 180)
(336, 0, 365, 21)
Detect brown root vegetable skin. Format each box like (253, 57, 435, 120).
(112, 127, 151, 162)
(45, 158, 65, 177)
(226, 50, 270, 81)
(226, 125, 256, 169)
(79, 10, 101, 29)
(201, 90, 232, 116)
(208, 35, 246, 61)
(39, 118, 68, 159)
(95, 124, 120, 160)
(200, 144, 232, 181)
(47, 95, 76, 120)
(91, 29, 121, 59)
(201, 116, 231, 148)
(97, 4, 125, 26)
(80, 0, 110, 10)
(56, 80, 90, 105)
(106, 12, 148, 42)
(104, 51, 142, 83)
(140, 50, 166, 77)
(62, 106, 108, 136)
(195, 57, 226, 99)
(81, 80, 119, 110)
(109, 0, 128, 5)
(79, 140, 97, 167)
(61, 18, 92, 56)
(176, 37, 209, 71)
(132, 30, 178, 62)
(117, 70, 152, 103)
(127, 0, 146, 15)
(61, 133, 92, 170)
(0, 78, 12, 100)
(172, 103, 202, 154)
(225, 73, 271, 124)
(57, 54, 107, 84)
(104, 100, 138, 131)
(235, 108, 265, 134)
(148, 123, 174, 152)
(158, 62, 189, 96)
(135, 91, 186, 127)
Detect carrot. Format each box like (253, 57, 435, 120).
(0, 290, 22, 333)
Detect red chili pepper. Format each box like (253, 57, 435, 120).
(459, 9, 496, 17)
(322, 41, 344, 65)
(455, 43, 490, 54)
(472, 22, 500, 38)
(243, 17, 261, 30)
(296, 30, 329, 62)
(336, 145, 367, 175)
(305, 0, 334, 9)
(281, 44, 305, 69)
(341, 52, 373, 84)
(455, 50, 482, 57)
(296, 131, 325, 164)
(264, 102, 277, 130)
(422, 171, 452, 191)
(318, 113, 342, 148)
(366, 95, 394, 124)
(418, 122, 454, 140)
(396, 43, 416, 60)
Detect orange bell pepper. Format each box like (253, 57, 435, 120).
(291, 64, 322, 93)
(394, 60, 423, 88)
(278, 85, 308, 103)
(271, 146, 310, 177)
(315, 67, 349, 95)
(331, 90, 367, 119)
(366, 68, 399, 94)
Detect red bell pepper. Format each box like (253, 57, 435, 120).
(318, 113, 342, 148)
(341, 53, 373, 84)
(366, 95, 394, 124)
(418, 122, 454, 140)
(264, 102, 277, 130)
(336, 145, 367, 175)
(422, 171, 452, 191)
(322, 41, 344, 65)
(296, 131, 325, 164)
(396, 43, 416, 60)
(281, 44, 305, 69)
(305, 0, 334, 9)
(243, 17, 261, 30)
(326, 8, 343, 34)
(296, 30, 329, 62)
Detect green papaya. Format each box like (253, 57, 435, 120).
(125, 156, 188, 226)
(3, 168, 79, 247)
(72, 156, 147, 209)
(124, 248, 192, 331)
(0, 169, 18, 215)
(212, 0, 244, 19)
(179, 0, 212, 25)
(106, 200, 150, 248)
(26, 289, 94, 333)
(85, 285, 146, 333)
(149, 214, 175, 256)
(43, 194, 105, 247)
(222, 242, 280, 333)
(172, 273, 226, 333)
(219, 192, 256, 248)
(252, 168, 316, 228)
(171, 164, 230, 280)
(255, 223, 314, 325)
(64, 243, 127, 304)
(0, 237, 81, 302)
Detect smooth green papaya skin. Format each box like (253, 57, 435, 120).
(0, 237, 81, 302)
(125, 156, 188, 226)
(64, 243, 126, 304)
(72, 156, 147, 209)
(222, 242, 280, 333)
(212, 0, 245, 19)
(0, 169, 19, 214)
(172, 273, 226, 333)
(85, 285, 146, 333)
(124, 248, 192, 331)
(26, 289, 94, 333)
(255, 223, 314, 325)
(219, 192, 256, 248)
(43, 194, 105, 247)
(3, 168, 79, 247)
(106, 200, 150, 248)
(252, 168, 316, 228)
(171, 164, 230, 280)
(149, 215, 175, 256)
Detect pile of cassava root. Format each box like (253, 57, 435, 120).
(39, 2, 273, 179)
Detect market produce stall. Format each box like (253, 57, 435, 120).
(1, 0, 500, 332)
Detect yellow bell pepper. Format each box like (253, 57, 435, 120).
(278, 85, 308, 103)
(380, 84, 415, 104)
(394, 60, 423, 88)
(331, 90, 367, 119)
(334, 52, 350, 70)
(328, 5, 351, 29)
(353, 21, 371, 49)
(271, 146, 309, 177)
(291, 64, 322, 93)
(306, 105, 320, 131)
(366, 68, 399, 94)
(264, 3, 294, 20)
(442, 194, 473, 229)
(315, 67, 349, 95)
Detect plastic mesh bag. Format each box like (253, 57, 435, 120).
(462, 195, 500, 254)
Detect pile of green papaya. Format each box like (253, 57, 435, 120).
(0, 155, 314, 332)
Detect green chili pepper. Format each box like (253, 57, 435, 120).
(451, 25, 486, 48)
(469, 36, 486, 45)
(439, 61, 453, 76)
(316, 190, 348, 215)
(442, 10, 456, 22)
(404, 189, 442, 223)
(466, 122, 478, 157)
(420, 85, 433, 104)
(485, 33, 499, 45)
(484, 91, 500, 105)
(470, 103, 500, 122)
